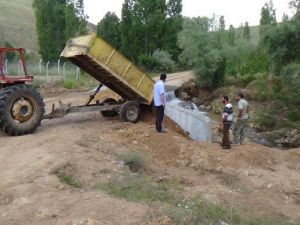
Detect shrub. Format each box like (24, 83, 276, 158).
(138, 54, 158, 70)
(152, 49, 176, 72)
(195, 49, 226, 88)
(288, 111, 300, 122)
(257, 114, 277, 130)
(281, 63, 300, 78)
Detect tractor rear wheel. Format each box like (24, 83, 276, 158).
(0, 84, 45, 136)
(100, 98, 118, 117)
(119, 101, 140, 123)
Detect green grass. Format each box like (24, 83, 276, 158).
(167, 197, 241, 225)
(57, 173, 81, 188)
(59, 79, 80, 90)
(99, 174, 300, 225)
(119, 152, 145, 172)
(99, 174, 181, 204)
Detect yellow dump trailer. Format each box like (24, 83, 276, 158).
(61, 33, 154, 105)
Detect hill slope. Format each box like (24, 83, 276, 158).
(0, 0, 38, 52)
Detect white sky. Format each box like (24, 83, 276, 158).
(84, 0, 293, 27)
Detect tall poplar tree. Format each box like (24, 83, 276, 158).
(33, 0, 87, 61)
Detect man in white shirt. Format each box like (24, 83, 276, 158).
(153, 74, 167, 133)
(233, 92, 250, 144)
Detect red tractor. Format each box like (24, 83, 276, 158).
(0, 48, 45, 136)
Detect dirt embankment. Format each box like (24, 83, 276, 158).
(0, 82, 300, 224)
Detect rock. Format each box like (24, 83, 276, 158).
(198, 105, 207, 111)
(179, 92, 189, 100)
(266, 128, 300, 148)
(243, 127, 274, 147)
(192, 97, 202, 105)
(219, 221, 230, 225)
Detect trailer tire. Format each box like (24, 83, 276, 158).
(100, 98, 118, 117)
(0, 84, 45, 136)
(119, 101, 140, 123)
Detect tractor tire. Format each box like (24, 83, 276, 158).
(100, 98, 118, 117)
(0, 84, 45, 136)
(119, 101, 140, 123)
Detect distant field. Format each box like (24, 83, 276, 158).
(0, 0, 38, 52)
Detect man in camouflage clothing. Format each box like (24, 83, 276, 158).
(233, 92, 250, 145)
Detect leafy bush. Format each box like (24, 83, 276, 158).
(138, 54, 158, 70)
(281, 63, 300, 78)
(288, 111, 300, 122)
(257, 114, 277, 130)
(226, 74, 257, 87)
(195, 49, 226, 88)
(152, 49, 176, 72)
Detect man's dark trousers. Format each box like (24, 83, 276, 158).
(222, 122, 231, 148)
(156, 105, 165, 132)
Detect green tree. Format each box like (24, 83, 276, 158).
(289, 0, 300, 12)
(243, 21, 251, 40)
(259, 0, 277, 39)
(262, 13, 300, 73)
(33, 0, 66, 61)
(195, 49, 226, 88)
(164, 0, 183, 60)
(120, 0, 135, 58)
(228, 24, 235, 46)
(33, 0, 87, 61)
(120, 0, 166, 60)
(219, 15, 225, 31)
(97, 12, 121, 49)
(65, 0, 87, 38)
(260, 0, 277, 26)
(178, 17, 210, 67)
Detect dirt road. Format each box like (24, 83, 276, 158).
(1, 72, 300, 225)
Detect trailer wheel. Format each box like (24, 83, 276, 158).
(100, 98, 118, 117)
(0, 84, 45, 136)
(119, 101, 140, 123)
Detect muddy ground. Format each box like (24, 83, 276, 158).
(0, 80, 300, 225)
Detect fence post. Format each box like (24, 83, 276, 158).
(57, 59, 61, 75)
(46, 61, 50, 82)
(5, 59, 8, 74)
(18, 60, 23, 76)
(76, 67, 80, 80)
(39, 59, 43, 75)
(63, 62, 66, 79)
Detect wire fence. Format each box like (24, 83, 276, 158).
(4, 59, 81, 82)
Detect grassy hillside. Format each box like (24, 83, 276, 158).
(0, 0, 38, 52)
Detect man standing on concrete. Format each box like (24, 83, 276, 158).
(221, 96, 233, 149)
(233, 92, 250, 144)
(154, 74, 167, 133)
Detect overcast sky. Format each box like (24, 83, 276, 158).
(84, 0, 293, 27)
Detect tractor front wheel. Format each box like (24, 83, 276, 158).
(0, 85, 45, 136)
